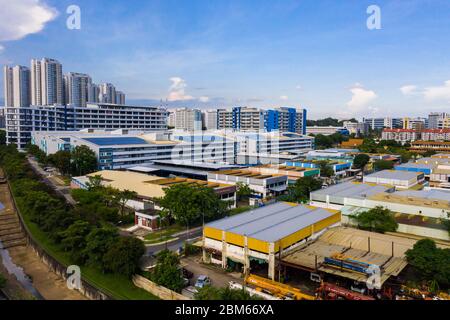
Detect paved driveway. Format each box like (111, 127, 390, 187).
(181, 255, 243, 289)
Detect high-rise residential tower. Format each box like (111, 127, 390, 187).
(64, 72, 91, 107)
(31, 58, 63, 105)
(3, 66, 14, 107)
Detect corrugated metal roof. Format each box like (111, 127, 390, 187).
(84, 137, 148, 146)
(396, 163, 436, 169)
(394, 189, 450, 202)
(311, 182, 392, 199)
(206, 202, 335, 243)
(364, 170, 421, 180)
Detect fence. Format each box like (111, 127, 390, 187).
(132, 275, 190, 300)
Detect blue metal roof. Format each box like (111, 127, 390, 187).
(83, 137, 148, 146)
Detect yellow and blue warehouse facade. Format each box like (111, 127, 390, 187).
(202, 202, 340, 280)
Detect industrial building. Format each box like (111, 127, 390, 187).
(280, 227, 416, 289)
(72, 170, 237, 229)
(310, 182, 450, 240)
(244, 164, 320, 184)
(6, 102, 168, 148)
(363, 170, 425, 189)
(202, 202, 341, 280)
(207, 169, 288, 199)
(285, 160, 352, 177)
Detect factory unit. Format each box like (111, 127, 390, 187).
(310, 182, 450, 240)
(285, 160, 352, 177)
(207, 169, 288, 199)
(202, 202, 341, 280)
(363, 170, 425, 189)
(71, 170, 237, 229)
(243, 164, 320, 184)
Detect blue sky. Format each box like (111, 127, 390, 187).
(1, 0, 450, 118)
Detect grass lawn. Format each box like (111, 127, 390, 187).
(17, 200, 158, 300)
(144, 224, 185, 244)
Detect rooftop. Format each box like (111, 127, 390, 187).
(311, 181, 393, 199)
(396, 162, 437, 169)
(206, 202, 337, 243)
(83, 137, 149, 146)
(78, 170, 233, 199)
(211, 169, 285, 179)
(369, 189, 450, 210)
(364, 170, 423, 181)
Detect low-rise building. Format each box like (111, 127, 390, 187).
(72, 170, 237, 229)
(381, 129, 420, 144)
(285, 160, 352, 177)
(363, 170, 425, 189)
(409, 141, 450, 153)
(202, 202, 341, 279)
(243, 164, 320, 184)
(306, 126, 349, 136)
(207, 169, 288, 199)
(421, 129, 450, 141)
(310, 182, 450, 240)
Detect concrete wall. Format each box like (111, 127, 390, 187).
(132, 275, 190, 300)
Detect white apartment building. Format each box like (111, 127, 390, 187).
(64, 72, 91, 108)
(381, 129, 420, 144)
(3, 65, 30, 108)
(31, 58, 64, 106)
(363, 117, 403, 130)
(343, 121, 369, 136)
(203, 109, 218, 130)
(421, 129, 450, 141)
(99, 83, 117, 104)
(174, 108, 202, 131)
(403, 117, 427, 130)
(428, 112, 449, 129)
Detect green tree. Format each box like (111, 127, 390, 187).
(71, 145, 98, 176)
(84, 227, 119, 268)
(405, 239, 450, 287)
(159, 183, 228, 225)
(59, 220, 93, 263)
(352, 154, 370, 170)
(373, 160, 394, 171)
(0, 130, 6, 145)
(314, 134, 333, 149)
(48, 150, 71, 175)
(281, 176, 322, 203)
(117, 189, 138, 216)
(0, 274, 6, 289)
(25, 143, 48, 164)
(103, 237, 145, 277)
(236, 182, 252, 202)
(350, 206, 398, 233)
(86, 175, 103, 190)
(150, 249, 185, 292)
(317, 160, 334, 178)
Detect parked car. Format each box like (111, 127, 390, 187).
(182, 268, 194, 279)
(194, 275, 211, 288)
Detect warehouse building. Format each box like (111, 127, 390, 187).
(207, 169, 288, 199)
(310, 182, 450, 240)
(244, 164, 320, 184)
(202, 202, 341, 280)
(363, 170, 425, 189)
(72, 170, 237, 229)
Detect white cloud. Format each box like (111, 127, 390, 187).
(167, 77, 194, 101)
(199, 96, 210, 103)
(0, 44, 4, 53)
(400, 85, 418, 96)
(423, 80, 450, 102)
(280, 95, 289, 101)
(346, 84, 377, 112)
(0, 0, 58, 41)
(295, 85, 302, 90)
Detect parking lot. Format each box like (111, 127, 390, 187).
(181, 255, 243, 289)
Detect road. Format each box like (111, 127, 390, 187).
(144, 227, 203, 255)
(27, 156, 76, 205)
